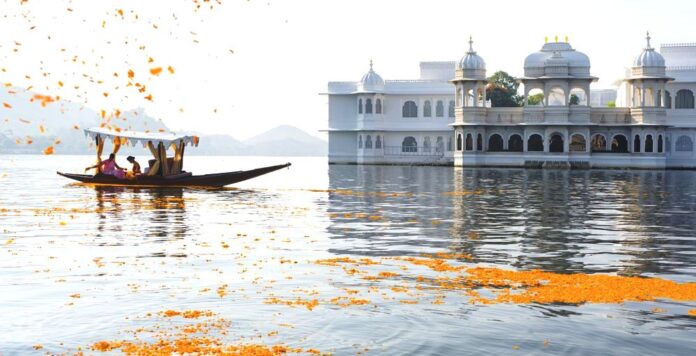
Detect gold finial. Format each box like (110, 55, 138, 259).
(646, 31, 652, 49)
(554, 35, 558, 42)
(565, 35, 569, 43)
(369, 59, 373, 70)
(544, 36, 548, 43)
(468, 35, 474, 52)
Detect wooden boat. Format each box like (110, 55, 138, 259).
(57, 127, 291, 188)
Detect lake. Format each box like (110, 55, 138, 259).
(1, 155, 695, 355)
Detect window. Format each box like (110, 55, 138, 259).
(666, 136, 671, 152)
(508, 134, 523, 152)
(657, 135, 663, 153)
(376, 99, 382, 114)
(465, 133, 473, 151)
(423, 100, 432, 117)
(550, 133, 564, 153)
(402, 101, 418, 118)
(476, 133, 483, 151)
(665, 91, 672, 109)
(448, 100, 455, 117)
(676, 135, 694, 152)
(456, 133, 463, 151)
(611, 135, 628, 153)
(569, 134, 586, 152)
(402, 136, 418, 152)
(436, 100, 444, 117)
(447, 136, 453, 151)
(675, 89, 695, 109)
(591, 134, 607, 152)
(358, 135, 363, 149)
(375, 135, 382, 149)
(634, 135, 641, 153)
(365, 135, 372, 149)
(548, 87, 566, 106)
(436, 136, 444, 153)
(527, 134, 543, 151)
(365, 99, 373, 114)
(358, 99, 363, 114)
(645, 134, 653, 153)
(488, 134, 504, 152)
(423, 136, 431, 152)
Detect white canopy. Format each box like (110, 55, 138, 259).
(84, 127, 199, 148)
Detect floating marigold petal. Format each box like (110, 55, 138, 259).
(149, 67, 162, 76)
(167, 66, 175, 74)
(43, 146, 54, 155)
(127, 69, 134, 79)
(3, 102, 11, 108)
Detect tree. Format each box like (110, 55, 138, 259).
(569, 94, 580, 105)
(486, 71, 522, 107)
(607, 101, 616, 108)
(527, 93, 544, 106)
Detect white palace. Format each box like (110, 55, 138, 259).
(324, 33, 696, 169)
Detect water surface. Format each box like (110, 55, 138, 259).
(1, 155, 695, 354)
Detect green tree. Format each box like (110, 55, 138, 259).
(607, 101, 616, 108)
(527, 93, 544, 105)
(569, 94, 580, 105)
(486, 71, 522, 107)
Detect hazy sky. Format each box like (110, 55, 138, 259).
(0, 0, 694, 139)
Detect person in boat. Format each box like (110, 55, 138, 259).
(85, 153, 125, 179)
(126, 156, 141, 178)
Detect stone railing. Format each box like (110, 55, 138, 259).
(590, 108, 632, 124)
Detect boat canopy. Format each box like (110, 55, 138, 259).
(84, 127, 199, 148)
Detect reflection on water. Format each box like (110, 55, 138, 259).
(0, 155, 695, 355)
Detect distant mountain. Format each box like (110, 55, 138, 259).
(241, 125, 326, 156)
(0, 86, 326, 156)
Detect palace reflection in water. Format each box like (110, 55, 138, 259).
(326, 164, 696, 278)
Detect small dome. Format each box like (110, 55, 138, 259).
(458, 36, 485, 70)
(633, 32, 665, 67)
(359, 60, 384, 92)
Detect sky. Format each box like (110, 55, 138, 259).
(0, 0, 694, 140)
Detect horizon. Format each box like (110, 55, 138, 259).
(1, 0, 695, 140)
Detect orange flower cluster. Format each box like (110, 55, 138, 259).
(264, 297, 319, 311)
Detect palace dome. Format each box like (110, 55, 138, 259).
(523, 40, 591, 77)
(633, 32, 665, 67)
(458, 37, 486, 71)
(358, 61, 384, 92)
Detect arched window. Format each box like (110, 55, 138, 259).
(376, 99, 382, 114)
(423, 136, 432, 152)
(528, 134, 543, 151)
(476, 133, 483, 151)
(358, 135, 363, 149)
(465, 133, 473, 151)
(436, 136, 444, 153)
(365, 135, 373, 149)
(448, 100, 455, 117)
(645, 134, 653, 153)
(456, 133, 463, 151)
(508, 134, 523, 152)
(657, 135, 663, 153)
(665, 91, 672, 109)
(402, 136, 417, 152)
(675, 89, 695, 109)
(548, 87, 566, 106)
(550, 133, 564, 153)
(569, 88, 587, 106)
(365, 99, 373, 114)
(488, 134, 504, 152)
(611, 135, 628, 153)
(591, 134, 607, 152)
(634, 135, 641, 153)
(423, 100, 432, 117)
(402, 101, 418, 117)
(569, 134, 586, 152)
(436, 100, 444, 117)
(358, 99, 363, 114)
(676, 135, 694, 152)
(447, 136, 453, 151)
(375, 135, 382, 149)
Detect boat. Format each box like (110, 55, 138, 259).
(57, 127, 291, 188)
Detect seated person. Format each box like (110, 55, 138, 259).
(126, 156, 141, 178)
(85, 153, 125, 179)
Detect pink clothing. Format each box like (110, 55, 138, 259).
(101, 159, 125, 179)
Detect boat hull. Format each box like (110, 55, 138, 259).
(57, 163, 291, 188)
